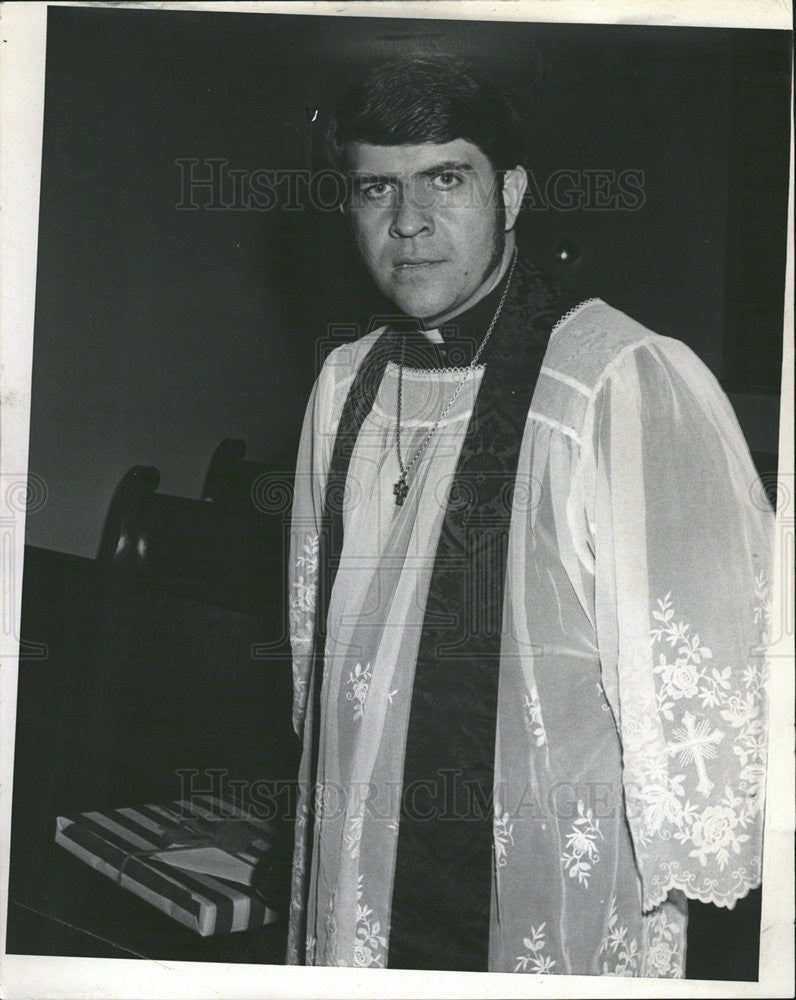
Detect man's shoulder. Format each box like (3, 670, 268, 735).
(318, 327, 388, 385)
(543, 298, 666, 393)
(532, 298, 676, 440)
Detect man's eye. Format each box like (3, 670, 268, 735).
(362, 182, 394, 201)
(431, 172, 463, 190)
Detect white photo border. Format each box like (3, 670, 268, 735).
(1, 2, 792, 998)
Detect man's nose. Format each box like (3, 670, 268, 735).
(389, 189, 434, 238)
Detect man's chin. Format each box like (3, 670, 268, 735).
(384, 289, 454, 324)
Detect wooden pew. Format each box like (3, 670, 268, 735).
(9, 441, 298, 963)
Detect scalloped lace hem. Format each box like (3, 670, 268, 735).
(642, 871, 762, 913)
(549, 297, 601, 338)
(385, 359, 485, 377)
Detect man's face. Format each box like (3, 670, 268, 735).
(346, 139, 516, 325)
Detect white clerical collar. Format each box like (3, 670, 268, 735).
(422, 328, 444, 345)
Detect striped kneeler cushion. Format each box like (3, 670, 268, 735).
(55, 794, 280, 936)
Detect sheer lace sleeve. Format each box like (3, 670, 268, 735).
(585, 334, 773, 911)
(288, 368, 334, 737)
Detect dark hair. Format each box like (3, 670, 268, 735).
(327, 55, 525, 172)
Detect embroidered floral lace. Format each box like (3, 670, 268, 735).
(286, 302, 772, 976)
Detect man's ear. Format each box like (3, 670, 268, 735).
(501, 165, 528, 232)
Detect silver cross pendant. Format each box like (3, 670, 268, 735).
(393, 475, 409, 506)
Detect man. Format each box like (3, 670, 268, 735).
(285, 56, 772, 976)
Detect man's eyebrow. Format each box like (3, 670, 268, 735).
(351, 161, 476, 183)
(416, 160, 475, 178)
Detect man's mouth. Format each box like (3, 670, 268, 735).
(393, 259, 443, 271)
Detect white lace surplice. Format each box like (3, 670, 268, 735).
(286, 300, 772, 976)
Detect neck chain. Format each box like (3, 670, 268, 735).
(393, 247, 518, 506)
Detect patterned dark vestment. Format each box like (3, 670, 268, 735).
(301, 257, 580, 969)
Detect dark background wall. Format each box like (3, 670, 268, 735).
(27, 6, 790, 557)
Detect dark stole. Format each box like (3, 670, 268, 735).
(298, 256, 581, 970)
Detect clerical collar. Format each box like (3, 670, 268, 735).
(388, 261, 513, 370)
